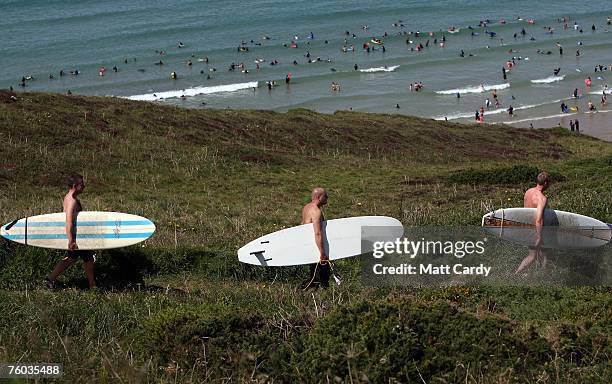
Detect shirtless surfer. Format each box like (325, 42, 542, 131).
(300, 187, 330, 288)
(516, 171, 550, 273)
(45, 174, 96, 289)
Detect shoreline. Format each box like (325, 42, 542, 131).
(504, 109, 612, 141)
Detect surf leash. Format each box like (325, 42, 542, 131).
(302, 259, 342, 291)
(328, 261, 342, 286)
(302, 262, 320, 291)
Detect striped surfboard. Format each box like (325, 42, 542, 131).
(1, 211, 156, 250)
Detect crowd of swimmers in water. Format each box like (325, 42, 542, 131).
(9, 15, 612, 125)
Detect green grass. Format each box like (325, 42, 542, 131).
(0, 90, 611, 382)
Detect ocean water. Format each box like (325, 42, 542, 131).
(2, 0, 612, 123)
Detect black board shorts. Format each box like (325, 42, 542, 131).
(67, 250, 95, 262)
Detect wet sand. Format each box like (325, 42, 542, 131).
(506, 110, 612, 142)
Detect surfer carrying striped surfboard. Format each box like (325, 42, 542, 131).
(45, 174, 97, 289)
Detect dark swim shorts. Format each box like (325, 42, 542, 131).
(67, 250, 95, 262)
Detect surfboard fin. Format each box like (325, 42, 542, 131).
(251, 251, 270, 266)
(4, 219, 19, 231)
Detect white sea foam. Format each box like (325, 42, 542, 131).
(505, 113, 576, 124)
(436, 83, 510, 95)
(359, 65, 400, 73)
(433, 111, 474, 120)
(513, 99, 566, 111)
(126, 81, 259, 101)
(434, 98, 567, 121)
(589, 88, 612, 95)
(434, 107, 506, 120)
(530, 75, 565, 84)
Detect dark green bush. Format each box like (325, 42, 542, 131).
(291, 297, 552, 382)
(136, 304, 287, 380)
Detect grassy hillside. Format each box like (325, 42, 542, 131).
(0, 90, 610, 382)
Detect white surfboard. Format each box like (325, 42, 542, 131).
(238, 216, 404, 266)
(1, 211, 156, 250)
(482, 208, 611, 248)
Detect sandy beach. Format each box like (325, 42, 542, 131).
(507, 109, 612, 141)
